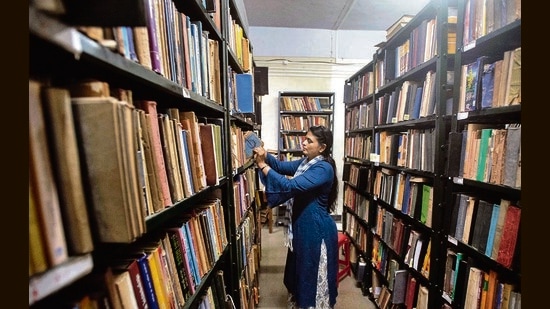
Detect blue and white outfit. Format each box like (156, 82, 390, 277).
(260, 153, 338, 309)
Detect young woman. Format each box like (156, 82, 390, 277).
(254, 125, 339, 309)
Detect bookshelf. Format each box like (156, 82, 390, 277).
(343, 0, 456, 307)
(276, 91, 334, 225)
(441, 0, 521, 308)
(28, 0, 262, 308)
(341, 0, 521, 308)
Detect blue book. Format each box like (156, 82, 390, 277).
(183, 221, 201, 286)
(136, 252, 160, 309)
(480, 62, 495, 109)
(244, 131, 262, 158)
(235, 73, 254, 113)
(401, 174, 411, 215)
(484, 203, 501, 256)
(411, 86, 423, 119)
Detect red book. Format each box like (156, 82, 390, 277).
(137, 100, 173, 210)
(404, 273, 417, 309)
(496, 205, 521, 268)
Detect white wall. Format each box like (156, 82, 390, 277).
(248, 26, 386, 216)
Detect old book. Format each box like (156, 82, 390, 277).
(496, 204, 521, 268)
(133, 26, 152, 70)
(167, 227, 193, 298)
(480, 62, 496, 109)
(179, 129, 196, 196)
(504, 47, 521, 105)
(182, 220, 201, 286)
(137, 100, 173, 210)
(29, 80, 68, 267)
(484, 270, 498, 309)
(158, 113, 184, 203)
(29, 182, 48, 276)
(463, 56, 487, 111)
(244, 131, 262, 159)
(462, 196, 477, 244)
(476, 128, 493, 181)
(420, 184, 433, 227)
(235, 73, 254, 113)
(404, 273, 417, 309)
(41, 86, 94, 255)
(491, 199, 510, 260)
(484, 203, 501, 257)
(208, 38, 222, 104)
(113, 270, 140, 309)
(143, 0, 162, 74)
(391, 269, 408, 304)
(199, 123, 220, 186)
(502, 124, 521, 188)
(415, 285, 429, 309)
(137, 109, 161, 215)
(463, 266, 484, 309)
(112, 259, 149, 309)
(72, 96, 143, 243)
(166, 108, 191, 198)
(471, 200, 494, 254)
(488, 128, 507, 185)
(180, 111, 207, 190)
(135, 252, 160, 309)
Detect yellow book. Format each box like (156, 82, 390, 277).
(29, 183, 47, 276)
(147, 246, 170, 309)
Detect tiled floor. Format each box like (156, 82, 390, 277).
(257, 224, 376, 309)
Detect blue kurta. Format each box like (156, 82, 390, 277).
(261, 154, 338, 308)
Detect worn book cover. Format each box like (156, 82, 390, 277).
(244, 131, 263, 159)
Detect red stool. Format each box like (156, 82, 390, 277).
(337, 231, 351, 283)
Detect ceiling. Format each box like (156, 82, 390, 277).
(242, 0, 431, 31)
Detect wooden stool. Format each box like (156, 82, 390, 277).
(337, 231, 351, 283)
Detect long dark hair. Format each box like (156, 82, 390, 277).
(309, 125, 338, 213)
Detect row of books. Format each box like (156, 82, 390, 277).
(78, 0, 224, 103)
(374, 128, 436, 173)
(459, 123, 521, 188)
(279, 134, 306, 150)
(377, 70, 438, 125)
(343, 185, 371, 224)
(373, 209, 430, 274)
(279, 96, 332, 112)
(459, 47, 521, 112)
(449, 195, 520, 269)
(375, 271, 429, 309)
(443, 250, 520, 309)
(462, 0, 521, 46)
(280, 114, 330, 131)
(393, 18, 438, 79)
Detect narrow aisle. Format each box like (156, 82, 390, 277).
(257, 224, 376, 308)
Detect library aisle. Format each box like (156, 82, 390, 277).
(257, 223, 376, 308)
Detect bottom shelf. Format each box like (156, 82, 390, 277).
(29, 254, 94, 305)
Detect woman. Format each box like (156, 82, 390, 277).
(254, 125, 339, 309)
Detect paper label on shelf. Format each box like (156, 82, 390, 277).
(457, 111, 468, 120)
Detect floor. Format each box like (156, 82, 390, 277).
(256, 224, 377, 309)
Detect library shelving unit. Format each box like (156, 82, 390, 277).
(440, 0, 521, 308)
(28, 0, 262, 308)
(342, 0, 521, 308)
(275, 91, 335, 225)
(342, 0, 458, 308)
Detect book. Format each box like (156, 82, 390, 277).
(29, 80, 68, 267)
(143, 0, 162, 74)
(480, 61, 496, 109)
(404, 273, 417, 309)
(235, 73, 254, 113)
(476, 128, 493, 181)
(244, 131, 262, 159)
(491, 199, 510, 260)
(504, 47, 521, 105)
(136, 252, 160, 309)
(484, 202, 501, 257)
(470, 200, 494, 254)
(391, 269, 408, 304)
(113, 270, 140, 309)
(137, 100, 173, 210)
(496, 204, 521, 268)
(158, 113, 184, 203)
(29, 182, 48, 276)
(416, 285, 429, 309)
(180, 111, 207, 191)
(462, 196, 477, 244)
(41, 86, 94, 255)
(502, 124, 521, 188)
(72, 96, 144, 243)
(463, 56, 487, 111)
(463, 266, 484, 309)
(199, 123, 220, 186)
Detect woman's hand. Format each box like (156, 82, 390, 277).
(253, 146, 266, 165)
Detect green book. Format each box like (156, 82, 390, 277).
(476, 128, 493, 181)
(420, 184, 432, 227)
